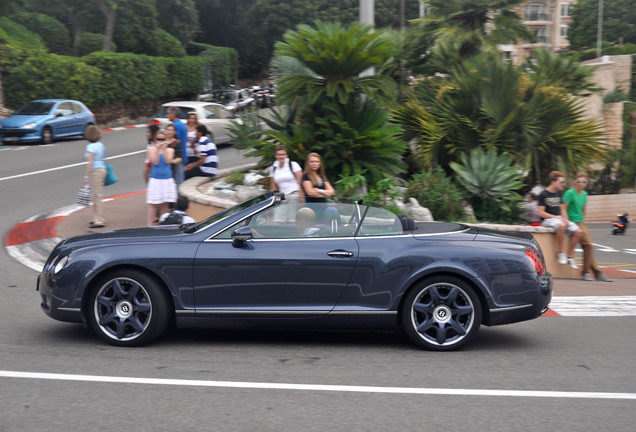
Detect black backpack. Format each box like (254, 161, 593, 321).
(159, 211, 184, 225)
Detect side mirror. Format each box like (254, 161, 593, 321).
(231, 226, 253, 248)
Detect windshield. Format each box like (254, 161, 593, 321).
(211, 91, 235, 102)
(15, 101, 55, 116)
(183, 193, 275, 233)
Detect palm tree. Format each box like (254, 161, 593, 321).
(392, 51, 608, 185)
(272, 20, 398, 108)
(416, 0, 533, 60)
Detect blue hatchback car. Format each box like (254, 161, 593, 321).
(0, 99, 95, 144)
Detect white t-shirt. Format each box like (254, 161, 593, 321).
(269, 158, 302, 195)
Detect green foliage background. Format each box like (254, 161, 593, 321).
(0, 17, 235, 109)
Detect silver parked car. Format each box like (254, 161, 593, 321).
(152, 101, 239, 145)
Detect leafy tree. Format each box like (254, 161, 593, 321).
(569, 0, 636, 50)
(155, 0, 200, 48)
(416, 0, 533, 60)
(273, 20, 398, 108)
(392, 51, 608, 185)
(525, 48, 600, 95)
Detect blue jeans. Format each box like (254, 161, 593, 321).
(173, 163, 185, 185)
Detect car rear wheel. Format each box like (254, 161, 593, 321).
(87, 269, 170, 346)
(41, 126, 53, 144)
(401, 276, 481, 351)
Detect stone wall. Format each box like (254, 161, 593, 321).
(581, 55, 634, 149)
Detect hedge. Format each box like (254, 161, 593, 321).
(0, 18, 218, 109)
(187, 42, 238, 87)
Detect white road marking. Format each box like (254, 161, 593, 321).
(0, 150, 146, 182)
(550, 296, 636, 316)
(592, 243, 620, 253)
(0, 370, 634, 400)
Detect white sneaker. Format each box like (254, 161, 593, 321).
(582, 273, 594, 281)
(567, 257, 578, 270)
(558, 252, 567, 265)
(596, 274, 613, 282)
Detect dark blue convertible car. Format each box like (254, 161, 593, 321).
(38, 193, 552, 350)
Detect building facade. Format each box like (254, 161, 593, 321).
(500, 0, 575, 64)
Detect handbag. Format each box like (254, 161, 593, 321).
(103, 147, 118, 186)
(76, 185, 91, 206)
(105, 164, 118, 186)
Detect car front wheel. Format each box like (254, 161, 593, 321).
(41, 126, 53, 144)
(87, 269, 170, 346)
(401, 276, 481, 351)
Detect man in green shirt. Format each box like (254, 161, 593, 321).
(563, 173, 612, 282)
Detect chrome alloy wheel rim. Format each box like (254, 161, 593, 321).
(93, 277, 152, 341)
(411, 283, 475, 347)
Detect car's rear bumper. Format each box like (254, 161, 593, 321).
(487, 273, 552, 326)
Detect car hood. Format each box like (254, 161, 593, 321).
(0, 115, 47, 127)
(59, 226, 186, 248)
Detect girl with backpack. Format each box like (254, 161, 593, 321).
(269, 145, 303, 223)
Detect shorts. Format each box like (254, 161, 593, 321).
(272, 191, 300, 223)
(541, 218, 580, 237)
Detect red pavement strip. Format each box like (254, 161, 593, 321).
(5, 217, 64, 247)
(4, 191, 144, 248)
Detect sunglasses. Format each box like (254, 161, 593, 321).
(576, 180, 588, 184)
(156, 138, 165, 141)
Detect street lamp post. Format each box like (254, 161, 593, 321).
(596, 0, 603, 58)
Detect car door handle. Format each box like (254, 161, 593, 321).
(328, 250, 354, 258)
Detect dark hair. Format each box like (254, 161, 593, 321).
(175, 195, 190, 212)
(166, 106, 181, 117)
(196, 124, 209, 135)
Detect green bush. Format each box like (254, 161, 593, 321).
(193, 43, 239, 87)
(76, 33, 117, 56)
(406, 168, 466, 222)
(0, 17, 45, 51)
(9, 12, 69, 54)
(225, 172, 245, 185)
(152, 29, 186, 57)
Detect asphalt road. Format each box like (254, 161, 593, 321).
(1, 130, 635, 431)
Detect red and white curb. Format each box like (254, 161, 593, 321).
(5, 191, 143, 272)
(546, 296, 636, 316)
(101, 123, 149, 133)
(5, 204, 78, 272)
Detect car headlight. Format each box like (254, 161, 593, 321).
(20, 122, 37, 129)
(53, 256, 69, 274)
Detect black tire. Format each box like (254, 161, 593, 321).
(87, 269, 171, 347)
(41, 126, 53, 144)
(401, 276, 482, 351)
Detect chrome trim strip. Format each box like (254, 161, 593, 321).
(204, 237, 354, 242)
(489, 304, 533, 313)
(413, 227, 472, 237)
(58, 307, 81, 312)
(193, 309, 397, 315)
(195, 310, 330, 315)
(329, 311, 397, 315)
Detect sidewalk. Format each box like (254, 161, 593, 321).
(8, 189, 636, 297)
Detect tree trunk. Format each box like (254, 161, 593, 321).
(97, 0, 118, 51)
(67, 10, 83, 48)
